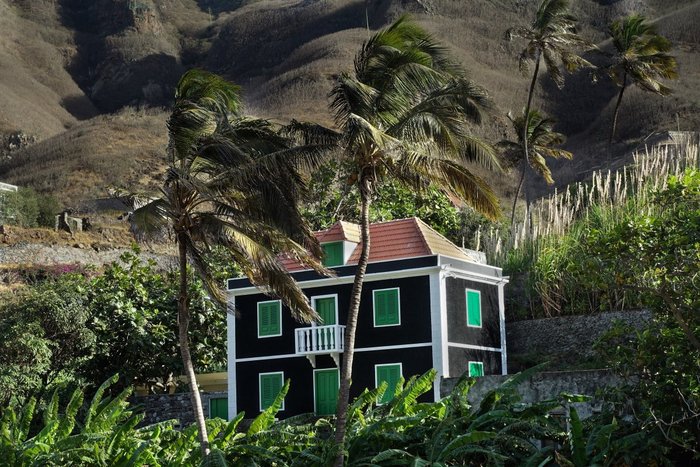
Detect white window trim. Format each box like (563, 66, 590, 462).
(465, 288, 482, 328)
(311, 294, 339, 326)
(258, 371, 285, 412)
(372, 287, 401, 327)
(257, 299, 282, 338)
(468, 361, 484, 377)
(374, 362, 403, 405)
(313, 368, 340, 415)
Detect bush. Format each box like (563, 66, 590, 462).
(0, 187, 60, 228)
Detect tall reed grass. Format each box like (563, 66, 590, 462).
(483, 133, 699, 318)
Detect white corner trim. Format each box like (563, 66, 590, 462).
(429, 270, 444, 402)
(498, 283, 508, 375)
(226, 301, 237, 420)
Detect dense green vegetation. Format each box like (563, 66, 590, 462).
(0, 188, 60, 228)
(1, 367, 682, 466)
(0, 251, 226, 406)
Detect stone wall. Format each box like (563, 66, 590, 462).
(131, 391, 228, 426)
(0, 243, 175, 269)
(506, 310, 652, 371)
(441, 369, 626, 419)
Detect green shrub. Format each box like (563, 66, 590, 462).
(0, 188, 60, 228)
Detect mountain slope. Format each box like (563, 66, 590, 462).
(0, 0, 697, 208)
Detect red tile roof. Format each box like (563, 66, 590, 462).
(282, 217, 475, 272)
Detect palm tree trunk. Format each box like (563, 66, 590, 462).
(514, 51, 540, 234)
(609, 72, 628, 148)
(510, 161, 527, 227)
(333, 175, 372, 467)
(177, 235, 210, 457)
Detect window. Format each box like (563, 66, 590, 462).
(209, 397, 228, 419)
(322, 242, 344, 267)
(375, 363, 402, 404)
(373, 288, 400, 327)
(468, 361, 484, 377)
(259, 372, 284, 411)
(312, 295, 337, 325)
(466, 289, 481, 327)
(257, 300, 281, 337)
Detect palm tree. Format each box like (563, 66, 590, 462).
(133, 69, 326, 457)
(506, 0, 591, 225)
(499, 109, 572, 225)
(289, 17, 502, 466)
(606, 14, 677, 144)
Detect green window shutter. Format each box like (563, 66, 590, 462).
(314, 297, 336, 325)
(209, 397, 228, 419)
(468, 362, 484, 377)
(374, 289, 399, 326)
(322, 242, 343, 267)
(258, 301, 281, 337)
(259, 373, 284, 411)
(376, 364, 402, 404)
(466, 290, 481, 327)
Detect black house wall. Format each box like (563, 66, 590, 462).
(445, 277, 501, 349)
(235, 348, 433, 417)
(234, 275, 433, 360)
(447, 347, 502, 377)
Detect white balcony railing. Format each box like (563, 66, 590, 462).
(295, 325, 345, 358)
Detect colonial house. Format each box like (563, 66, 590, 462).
(225, 218, 508, 419)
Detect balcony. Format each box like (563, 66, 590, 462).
(294, 325, 346, 367)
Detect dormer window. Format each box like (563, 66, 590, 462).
(321, 242, 344, 267)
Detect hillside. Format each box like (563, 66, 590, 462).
(0, 0, 698, 207)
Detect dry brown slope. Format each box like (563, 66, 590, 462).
(0, 0, 99, 138)
(1, 108, 168, 207)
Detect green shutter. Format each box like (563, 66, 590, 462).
(322, 242, 343, 266)
(466, 290, 481, 327)
(374, 289, 399, 326)
(468, 362, 484, 377)
(258, 301, 281, 337)
(314, 369, 339, 415)
(314, 297, 336, 325)
(259, 373, 283, 411)
(376, 364, 402, 404)
(209, 397, 228, 419)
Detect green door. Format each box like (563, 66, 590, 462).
(209, 397, 228, 419)
(314, 369, 339, 416)
(315, 297, 336, 325)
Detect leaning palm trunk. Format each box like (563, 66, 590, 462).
(512, 51, 541, 231)
(334, 176, 372, 467)
(609, 72, 627, 147)
(177, 235, 210, 456)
